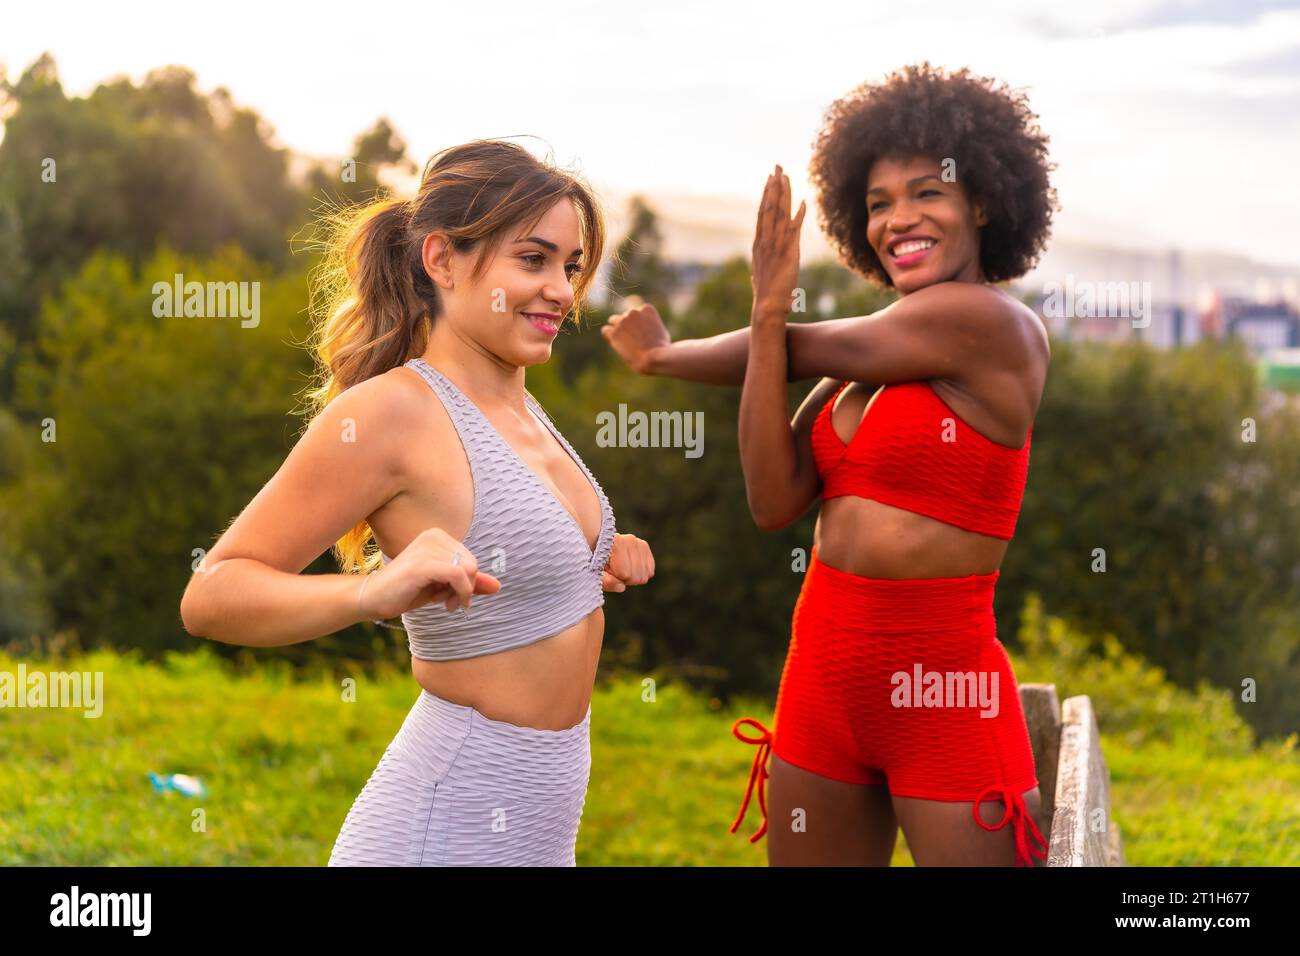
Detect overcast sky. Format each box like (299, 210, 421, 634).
(4, 0, 1299, 267)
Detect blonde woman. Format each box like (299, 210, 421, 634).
(180, 140, 655, 866)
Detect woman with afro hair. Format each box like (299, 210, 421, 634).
(602, 62, 1057, 866)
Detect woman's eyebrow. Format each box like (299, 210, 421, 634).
(513, 236, 583, 257)
(866, 174, 943, 195)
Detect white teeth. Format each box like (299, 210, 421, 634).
(525, 314, 558, 330)
(892, 239, 936, 256)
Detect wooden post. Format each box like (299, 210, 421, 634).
(1019, 683, 1060, 843)
(1018, 685, 1124, 866)
(1050, 695, 1117, 866)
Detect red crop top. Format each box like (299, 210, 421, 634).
(811, 380, 1032, 540)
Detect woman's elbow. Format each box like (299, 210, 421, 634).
(179, 594, 200, 638)
(748, 500, 791, 532)
(750, 487, 819, 531)
(179, 579, 210, 638)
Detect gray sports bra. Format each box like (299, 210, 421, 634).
(378, 358, 617, 661)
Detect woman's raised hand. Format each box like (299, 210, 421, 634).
(360, 527, 501, 619)
(601, 296, 672, 375)
(751, 164, 806, 322)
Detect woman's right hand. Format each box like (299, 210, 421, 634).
(601, 296, 671, 375)
(360, 528, 501, 620)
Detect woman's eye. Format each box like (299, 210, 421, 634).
(522, 254, 582, 279)
(869, 188, 941, 213)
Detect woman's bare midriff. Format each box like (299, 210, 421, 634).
(410, 610, 603, 731)
(813, 500, 1009, 579)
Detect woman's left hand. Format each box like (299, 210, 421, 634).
(602, 533, 655, 592)
(750, 164, 806, 324)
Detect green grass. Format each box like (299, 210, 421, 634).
(1, 598, 1295, 865)
(1104, 740, 1300, 866)
(0, 646, 811, 866)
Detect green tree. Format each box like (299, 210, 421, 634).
(299, 116, 418, 210)
(0, 244, 398, 670)
(0, 57, 306, 346)
(606, 196, 677, 309)
(1004, 335, 1300, 738)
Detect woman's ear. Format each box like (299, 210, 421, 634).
(421, 232, 455, 290)
(972, 200, 988, 229)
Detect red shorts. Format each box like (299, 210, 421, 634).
(730, 545, 1046, 866)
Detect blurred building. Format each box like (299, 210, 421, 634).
(1019, 244, 1300, 359)
(1221, 298, 1300, 351)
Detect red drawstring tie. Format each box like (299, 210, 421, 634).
(729, 718, 773, 843)
(974, 785, 1049, 867)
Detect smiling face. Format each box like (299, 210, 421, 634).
(865, 154, 988, 294)
(425, 198, 585, 367)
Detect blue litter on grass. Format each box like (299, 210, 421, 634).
(148, 772, 207, 798)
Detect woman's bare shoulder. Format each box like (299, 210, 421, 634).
(990, 286, 1050, 364)
(312, 363, 457, 478)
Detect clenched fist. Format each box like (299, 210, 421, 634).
(359, 527, 501, 620)
(600, 296, 671, 375)
(601, 532, 655, 593)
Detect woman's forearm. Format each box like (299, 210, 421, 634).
(646, 326, 797, 386)
(181, 557, 367, 648)
(738, 312, 801, 529)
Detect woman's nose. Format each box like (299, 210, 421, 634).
(544, 278, 575, 312)
(887, 200, 921, 232)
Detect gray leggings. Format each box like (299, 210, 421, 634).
(327, 688, 591, 866)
